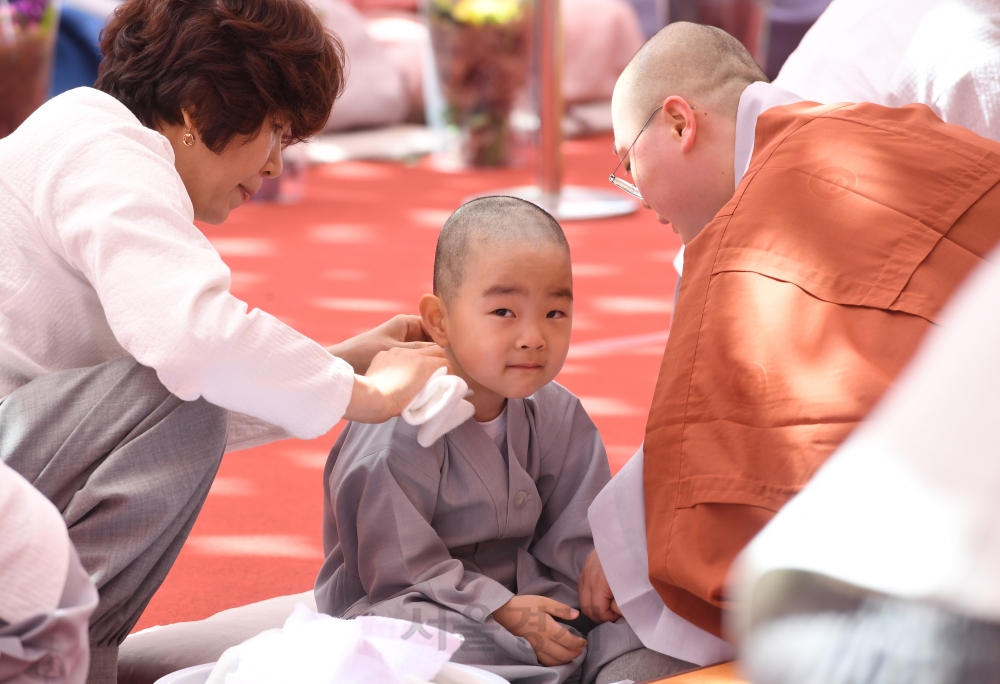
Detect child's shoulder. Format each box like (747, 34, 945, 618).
(525, 380, 585, 416)
(522, 382, 607, 469)
(332, 417, 439, 475)
(523, 381, 597, 437)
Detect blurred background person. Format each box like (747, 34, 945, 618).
(774, 0, 1000, 141)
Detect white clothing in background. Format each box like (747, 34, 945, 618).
(775, 0, 1000, 142)
(0, 463, 96, 683)
(732, 245, 1000, 635)
(588, 82, 803, 663)
(0, 461, 72, 625)
(0, 464, 96, 684)
(0, 88, 355, 450)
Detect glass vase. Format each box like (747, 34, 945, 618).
(427, 0, 533, 168)
(0, 0, 60, 138)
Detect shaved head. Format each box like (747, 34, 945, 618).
(434, 196, 569, 302)
(616, 22, 767, 125)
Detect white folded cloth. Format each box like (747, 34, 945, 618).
(207, 603, 463, 684)
(401, 367, 475, 448)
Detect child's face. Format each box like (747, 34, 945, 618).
(422, 240, 573, 406)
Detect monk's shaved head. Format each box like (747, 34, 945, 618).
(434, 196, 569, 302)
(616, 22, 767, 125)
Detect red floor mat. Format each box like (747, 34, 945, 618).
(133, 135, 681, 631)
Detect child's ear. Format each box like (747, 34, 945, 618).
(418, 294, 449, 347)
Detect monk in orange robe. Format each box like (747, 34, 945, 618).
(577, 20, 1000, 681)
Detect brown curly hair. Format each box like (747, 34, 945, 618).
(96, 0, 345, 153)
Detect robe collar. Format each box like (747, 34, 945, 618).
(445, 398, 541, 539)
(733, 81, 804, 184)
(675, 82, 804, 278)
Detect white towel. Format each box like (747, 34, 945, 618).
(401, 367, 475, 447)
(207, 603, 463, 684)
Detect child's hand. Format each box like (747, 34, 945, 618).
(492, 595, 587, 666)
(578, 549, 623, 624)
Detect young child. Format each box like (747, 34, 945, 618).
(315, 197, 638, 684)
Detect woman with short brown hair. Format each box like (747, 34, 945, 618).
(0, 1, 445, 681)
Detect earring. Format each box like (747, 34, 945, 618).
(182, 131, 195, 147)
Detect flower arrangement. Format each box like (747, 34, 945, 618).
(1, 0, 59, 137)
(428, 0, 531, 167)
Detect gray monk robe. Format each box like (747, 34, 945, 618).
(315, 382, 643, 684)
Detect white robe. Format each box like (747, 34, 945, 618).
(775, 0, 1000, 142)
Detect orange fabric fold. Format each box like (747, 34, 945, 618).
(643, 101, 1000, 638)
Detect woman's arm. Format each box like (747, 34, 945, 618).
(38, 114, 442, 435)
(343, 346, 447, 423)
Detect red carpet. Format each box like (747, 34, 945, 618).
(133, 134, 681, 631)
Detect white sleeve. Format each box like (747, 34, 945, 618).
(884, 1, 1000, 143)
(588, 446, 736, 666)
(35, 125, 353, 440)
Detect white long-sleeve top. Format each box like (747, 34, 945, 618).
(0, 88, 354, 448)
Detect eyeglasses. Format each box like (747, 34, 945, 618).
(609, 104, 694, 200)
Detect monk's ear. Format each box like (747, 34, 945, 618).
(661, 95, 697, 153)
(418, 294, 450, 348)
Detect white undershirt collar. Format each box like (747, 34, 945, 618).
(478, 404, 508, 456)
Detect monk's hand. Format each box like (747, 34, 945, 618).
(578, 549, 622, 624)
(492, 595, 587, 666)
(326, 314, 434, 374)
(343, 346, 449, 423)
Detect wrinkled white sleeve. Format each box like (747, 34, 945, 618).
(885, 0, 1000, 143)
(34, 126, 353, 440)
(588, 447, 736, 666)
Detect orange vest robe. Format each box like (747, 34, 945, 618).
(643, 101, 1000, 638)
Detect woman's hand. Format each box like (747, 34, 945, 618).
(327, 314, 434, 374)
(492, 595, 588, 666)
(343, 346, 449, 423)
(578, 549, 622, 624)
